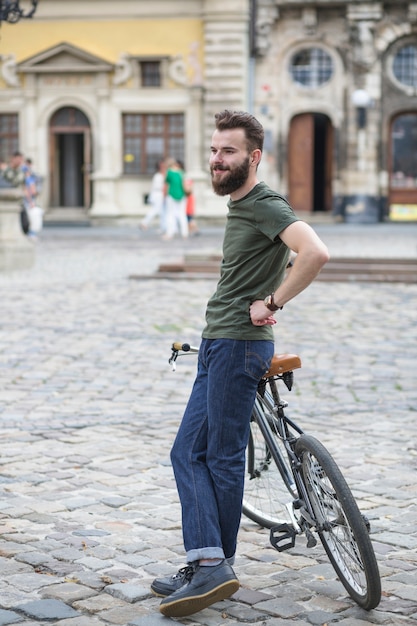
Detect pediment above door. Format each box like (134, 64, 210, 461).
(18, 42, 113, 74)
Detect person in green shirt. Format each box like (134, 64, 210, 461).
(153, 110, 330, 617)
(163, 158, 188, 239)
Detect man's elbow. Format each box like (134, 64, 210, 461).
(318, 244, 330, 266)
(308, 244, 330, 274)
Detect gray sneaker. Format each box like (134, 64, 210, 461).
(159, 561, 239, 617)
(151, 563, 197, 597)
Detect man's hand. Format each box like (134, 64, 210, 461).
(249, 300, 277, 326)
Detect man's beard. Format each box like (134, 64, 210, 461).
(210, 156, 251, 196)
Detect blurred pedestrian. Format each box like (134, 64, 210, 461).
(140, 159, 167, 232)
(184, 176, 199, 235)
(23, 160, 43, 240)
(163, 158, 188, 240)
(2, 151, 29, 233)
(2, 151, 25, 187)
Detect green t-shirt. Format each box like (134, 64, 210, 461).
(202, 182, 298, 341)
(165, 168, 185, 201)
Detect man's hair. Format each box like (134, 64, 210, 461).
(214, 110, 264, 152)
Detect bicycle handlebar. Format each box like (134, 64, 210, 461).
(169, 342, 199, 370)
(172, 342, 199, 353)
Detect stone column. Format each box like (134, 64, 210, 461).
(185, 85, 209, 217)
(0, 188, 35, 271)
(342, 2, 383, 222)
(89, 82, 121, 220)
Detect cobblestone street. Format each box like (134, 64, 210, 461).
(0, 223, 416, 625)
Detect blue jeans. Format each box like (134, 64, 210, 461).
(170, 338, 274, 562)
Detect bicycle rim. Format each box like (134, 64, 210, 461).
(242, 391, 297, 528)
(295, 434, 381, 610)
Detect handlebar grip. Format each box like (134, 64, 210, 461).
(172, 342, 191, 352)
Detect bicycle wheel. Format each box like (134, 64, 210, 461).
(295, 434, 381, 610)
(242, 391, 298, 528)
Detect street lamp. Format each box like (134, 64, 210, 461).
(351, 89, 371, 130)
(0, 1, 38, 24)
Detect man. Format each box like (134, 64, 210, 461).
(2, 151, 25, 187)
(152, 110, 329, 618)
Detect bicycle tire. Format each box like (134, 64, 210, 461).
(242, 391, 298, 528)
(295, 434, 381, 610)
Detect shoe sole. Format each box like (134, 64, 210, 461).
(150, 588, 168, 598)
(159, 579, 240, 617)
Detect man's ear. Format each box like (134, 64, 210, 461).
(251, 149, 262, 167)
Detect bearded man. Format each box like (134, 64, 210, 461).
(151, 110, 330, 618)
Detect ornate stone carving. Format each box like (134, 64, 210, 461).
(188, 41, 203, 86)
(113, 52, 132, 86)
(350, 21, 377, 71)
(409, 2, 417, 23)
(302, 8, 317, 35)
(1, 54, 21, 88)
(168, 55, 188, 86)
(254, 0, 279, 57)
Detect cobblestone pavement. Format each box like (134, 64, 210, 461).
(0, 223, 416, 626)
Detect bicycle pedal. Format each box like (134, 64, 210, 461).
(270, 523, 297, 552)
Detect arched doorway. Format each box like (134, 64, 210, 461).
(49, 107, 92, 209)
(389, 111, 417, 220)
(288, 113, 333, 213)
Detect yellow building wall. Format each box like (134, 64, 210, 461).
(0, 18, 204, 83)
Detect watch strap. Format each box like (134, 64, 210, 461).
(264, 293, 282, 311)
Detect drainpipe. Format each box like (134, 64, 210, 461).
(248, 0, 257, 113)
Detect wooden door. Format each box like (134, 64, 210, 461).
(288, 113, 314, 212)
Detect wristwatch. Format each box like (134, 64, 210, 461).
(264, 293, 283, 312)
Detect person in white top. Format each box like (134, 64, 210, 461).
(140, 159, 167, 232)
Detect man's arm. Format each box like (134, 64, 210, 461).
(249, 221, 329, 326)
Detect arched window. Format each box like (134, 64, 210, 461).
(50, 107, 90, 128)
(392, 45, 417, 89)
(289, 48, 333, 88)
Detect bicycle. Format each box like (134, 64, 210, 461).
(169, 342, 381, 611)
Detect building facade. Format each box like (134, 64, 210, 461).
(1, 0, 417, 223)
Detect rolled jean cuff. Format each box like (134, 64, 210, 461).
(186, 547, 225, 562)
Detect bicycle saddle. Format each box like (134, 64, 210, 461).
(265, 354, 301, 377)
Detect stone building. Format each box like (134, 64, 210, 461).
(253, 0, 417, 223)
(0, 0, 416, 224)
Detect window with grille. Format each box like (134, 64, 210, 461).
(0, 113, 19, 162)
(391, 113, 417, 188)
(392, 45, 417, 88)
(122, 113, 184, 175)
(140, 61, 161, 87)
(289, 48, 333, 88)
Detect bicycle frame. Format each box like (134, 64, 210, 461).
(257, 375, 320, 549)
(168, 341, 381, 610)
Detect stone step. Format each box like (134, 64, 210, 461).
(155, 256, 417, 283)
